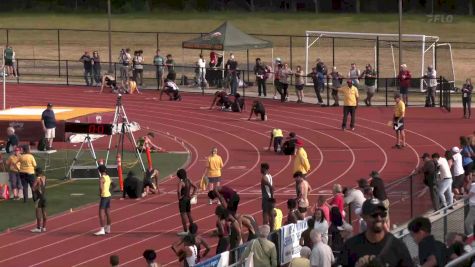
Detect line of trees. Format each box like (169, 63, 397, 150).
(0, 0, 473, 14)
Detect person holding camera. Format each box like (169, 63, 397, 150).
(79, 51, 93, 86)
(254, 58, 267, 97)
(118, 48, 131, 83)
(133, 50, 144, 86)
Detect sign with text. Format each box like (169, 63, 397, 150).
(279, 219, 309, 265)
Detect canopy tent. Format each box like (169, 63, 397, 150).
(182, 21, 273, 92)
(182, 21, 273, 51)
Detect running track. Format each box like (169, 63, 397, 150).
(0, 84, 470, 266)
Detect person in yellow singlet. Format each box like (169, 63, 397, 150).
(268, 128, 284, 153)
(95, 165, 112, 236)
(204, 147, 224, 205)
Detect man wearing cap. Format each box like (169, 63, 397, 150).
(368, 171, 389, 210)
(451, 147, 465, 197)
(95, 165, 112, 236)
(393, 93, 406, 149)
(293, 140, 310, 177)
(41, 103, 56, 150)
(339, 80, 359, 131)
(432, 152, 454, 209)
(415, 153, 441, 211)
(339, 198, 414, 267)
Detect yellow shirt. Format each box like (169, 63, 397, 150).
(101, 174, 112, 198)
(129, 80, 137, 94)
(274, 208, 283, 230)
(293, 147, 311, 175)
(339, 85, 359, 106)
(207, 154, 223, 178)
(19, 154, 37, 174)
(394, 100, 405, 118)
(7, 154, 20, 173)
(272, 128, 283, 138)
(289, 257, 311, 267)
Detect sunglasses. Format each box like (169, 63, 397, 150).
(370, 211, 388, 219)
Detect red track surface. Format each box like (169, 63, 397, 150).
(0, 84, 471, 266)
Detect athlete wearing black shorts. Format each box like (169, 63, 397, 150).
(177, 169, 197, 235)
(248, 100, 267, 121)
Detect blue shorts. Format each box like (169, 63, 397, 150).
(99, 197, 111, 209)
(208, 177, 221, 184)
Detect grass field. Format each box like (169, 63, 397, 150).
(0, 150, 188, 231)
(0, 12, 473, 83)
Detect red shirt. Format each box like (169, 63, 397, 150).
(318, 203, 330, 222)
(330, 193, 345, 216)
(210, 52, 217, 65)
(398, 70, 412, 88)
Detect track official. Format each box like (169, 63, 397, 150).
(339, 80, 359, 131)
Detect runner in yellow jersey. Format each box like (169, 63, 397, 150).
(95, 165, 112, 236)
(268, 128, 284, 153)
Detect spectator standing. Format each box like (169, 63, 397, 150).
(41, 103, 56, 150)
(260, 163, 275, 229)
(348, 63, 361, 88)
(360, 64, 377, 106)
(310, 230, 334, 267)
(19, 145, 36, 203)
(4, 46, 14, 77)
(328, 206, 345, 253)
(451, 147, 465, 197)
(329, 67, 342, 106)
(254, 58, 267, 97)
(204, 147, 224, 205)
(398, 64, 412, 105)
(460, 136, 474, 187)
(461, 78, 473, 119)
(295, 65, 305, 103)
(313, 208, 329, 244)
(344, 186, 365, 217)
(368, 171, 389, 210)
(118, 48, 131, 83)
(330, 184, 345, 218)
(225, 53, 238, 95)
(153, 49, 165, 89)
(241, 225, 277, 267)
(94, 165, 112, 236)
(315, 195, 330, 222)
(315, 58, 327, 105)
(79, 51, 93, 86)
(6, 126, 19, 153)
(176, 169, 197, 236)
(432, 153, 454, 208)
(92, 51, 101, 86)
(133, 50, 144, 86)
(416, 153, 441, 211)
(197, 53, 207, 89)
(279, 63, 292, 102)
(424, 65, 437, 107)
(289, 246, 311, 267)
(408, 216, 447, 266)
(338, 198, 414, 267)
(165, 54, 176, 81)
(293, 140, 311, 177)
(7, 147, 22, 200)
(273, 58, 282, 100)
(339, 80, 359, 131)
(31, 167, 47, 233)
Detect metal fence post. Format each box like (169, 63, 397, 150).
(439, 76, 442, 107)
(410, 174, 414, 218)
(332, 37, 335, 67)
(376, 36, 380, 92)
(15, 58, 19, 84)
(385, 78, 388, 107)
(57, 29, 61, 76)
(289, 36, 293, 85)
(156, 32, 159, 51)
(66, 60, 69, 86)
(326, 76, 330, 106)
(6, 29, 9, 45)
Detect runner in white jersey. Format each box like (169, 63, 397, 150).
(260, 163, 274, 228)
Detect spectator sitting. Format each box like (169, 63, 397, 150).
(109, 255, 119, 267)
(143, 249, 162, 267)
(289, 246, 311, 267)
(160, 79, 181, 101)
(241, 225, 277, 267)
(122, 171, 143, 199)
(230, 93, 244, 112)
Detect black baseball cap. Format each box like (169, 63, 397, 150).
(361, 198, 387, 216)
(47, 103, 53, 107)
(421, 152, 430, 159)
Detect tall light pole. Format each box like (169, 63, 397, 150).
(108, 0, 112, 73)
(398, 0, 402, 68)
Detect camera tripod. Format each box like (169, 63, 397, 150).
(105, 94, 145, 171)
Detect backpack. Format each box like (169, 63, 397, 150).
(37, 138, 48, 151)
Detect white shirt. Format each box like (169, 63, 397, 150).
(470, 183, 475, 206)
(452, 152, 465, 177)
(426, 69, 437, 87)
(264, 173, 273, 198)
(348, 69, 360, 85)
(313, 219, 329, 244)
(437, 157, 452, 179)
(166, 81, 179, 90)
(344, 189, 365, 211)
(186, 245, 197, 267)
(198, 58, 206, 68)
(310, 242, 334, 267)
